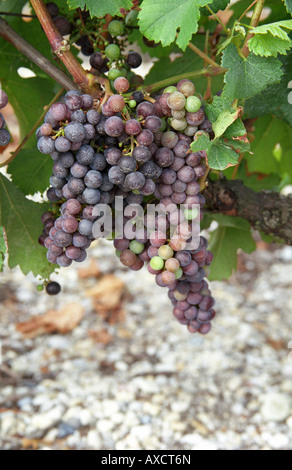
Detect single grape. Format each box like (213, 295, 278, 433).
(84, 170, 103, 188)
(167, 92, 186, 111)
(133, 145, 151, 163)
(125, 119, 142, 136)
(86, 109, 101, 125)
(129, 240, 144, 254)
(124, 172, 146, 190)
(150, 256, 164, 271)
(107, 94, 125, 113)
(158, 245, 174, 260)
(177, 79, 195, 97)
(137, 129, 154, 146)
(82, 188, 101, 204)
(155, 147, 174, 168)
(0, 90, 8, 109)
(126, 51, 142, 68)
(108, 166, 125, 185)
(114, 77, 130, 93)
(105, 44, 121, 61)
(64, 122, 85, 143)
(76, 145, 95, 165)
(108, 20, 124, 37)
(104, 116, 124, 137)
(136, 101, 155, 118)
(0, 129, 11, 147)
(53, 16, 72, 35)
(46, 281, 61, 295)
(185, 96, 201, 113)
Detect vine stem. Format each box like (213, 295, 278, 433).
(238, 0, 258, 22)
(0, 88, 65, 167)
(30, 0, 89, 87)
(143, 67, 225, 93)
(187, 41, 221, 68)
(0, 17, 77, 91)
(242, 0, 265, 57)
(206, 5, 229, 34)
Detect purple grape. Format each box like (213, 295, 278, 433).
(155, 147, 174, 168)
(61, 216, 79, 234)
(82, 188, 101, 204)
(119, 156, 137, 173)
(133, 145, 151, 163)
(76, 145, 95, 165)
(108, 166, 125, 185)
(104, 116, 124, 137)
(68, 177, 85, 195)
(64, 122, 85, 142)
(70, 162, 88, 178)
(136, 101, 155, 118)
(136, 129, 154, 146)
(144, 115, 161, 133)
(37, 136, 55, 154)
(86, 109, 101, 125)
(91, 153, 107, 171)
(124, 172, 145, 190)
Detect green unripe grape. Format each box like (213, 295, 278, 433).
(171, 119, 187, 131)
(115, 250, 121, 258)
(185, 96, 201, 113)
(163, 86, 177, 94)
(167, 91, 186, 111)
(105, 44, 121, 61)
(175, 267, 183, 279)
(122, 106, 128, 114)
(184, 208, 199, 220)
(125, 10, 139, 26)
(150, 256, 164, 271)
(132, 189, 140, 195)
(172, 109, 185, 119)
(158, 245, 174, 260)
(120, 68, 127, 77)
(184, 125, 198, 137)
(37, 284, 44, 292)
(108, 68, 124, 81)
(129, 100, 137, 108)
(159, 118, 167, 132)
(108, 20, 124, 37)
(130, 240, 145, 254)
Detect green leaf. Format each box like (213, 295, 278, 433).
(229, 0, 291, 26)
(249, 33, 292, 57)
(221, 43, 283, 99)
(283, 0, 292, 14)
(207, 138, 242, 169)
(251, 19, 292, 39)
(0, 174, 55, 278)
(200, 0, 229, 15)
(138, 0, 210, 50)
(207, 215, 256, 280)
(8, 150, 53, 196)
(244, 49, 292, 125)
(212, 108, 241, 139)
(247, 114, 292, 177)
(0, 226, 7, 272)
(67, 0, 132, 17)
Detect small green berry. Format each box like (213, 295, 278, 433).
(105, 44, 121, 61)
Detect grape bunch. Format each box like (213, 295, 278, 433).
(37, 77, 216, 334)
(0, 90, 11, 147)
(45, 2, 143, 83)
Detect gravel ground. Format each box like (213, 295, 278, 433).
(0, 240, 292, 450)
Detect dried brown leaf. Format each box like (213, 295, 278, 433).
(78, 260, 101, 279)
(16, 303, 85, 338)
(88, 328, 113, 345)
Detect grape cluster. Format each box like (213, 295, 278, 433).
(0, 90, 11, 147)
(38, 77, 216, 334)
(45, 2, 143, 83)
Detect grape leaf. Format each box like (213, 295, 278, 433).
(207, 218, 256, 281)
(283, 0, 292, 14)
(191, 134, 241, 170)
(244, 50, 292, 125)
(247, 114, 292, 177)
(0, 0, 27, 12)
(0, 174, 55, 277)
(138, 0, 210, 51)
(200, 0, 229, 15)
(66, 0, 133, 17)
(8, 150, 53, 196)
(221, 44, 283, 99)
(251, 19, 292, 39)
(249, 33, 292, 57)
(0, 226, 6, 272)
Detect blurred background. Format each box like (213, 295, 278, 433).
(1, 8, 292, 449)
(0, 237, 292, 450)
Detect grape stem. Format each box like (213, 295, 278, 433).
(241, 0, 265, 57)
(0, 88, 65, 167)
(30, 0, 109, 98)
(143, 67, 226, 93)
(188, 41, 221, 68)
(0, 17, 77, 91)
(205, 6, 229, 34)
